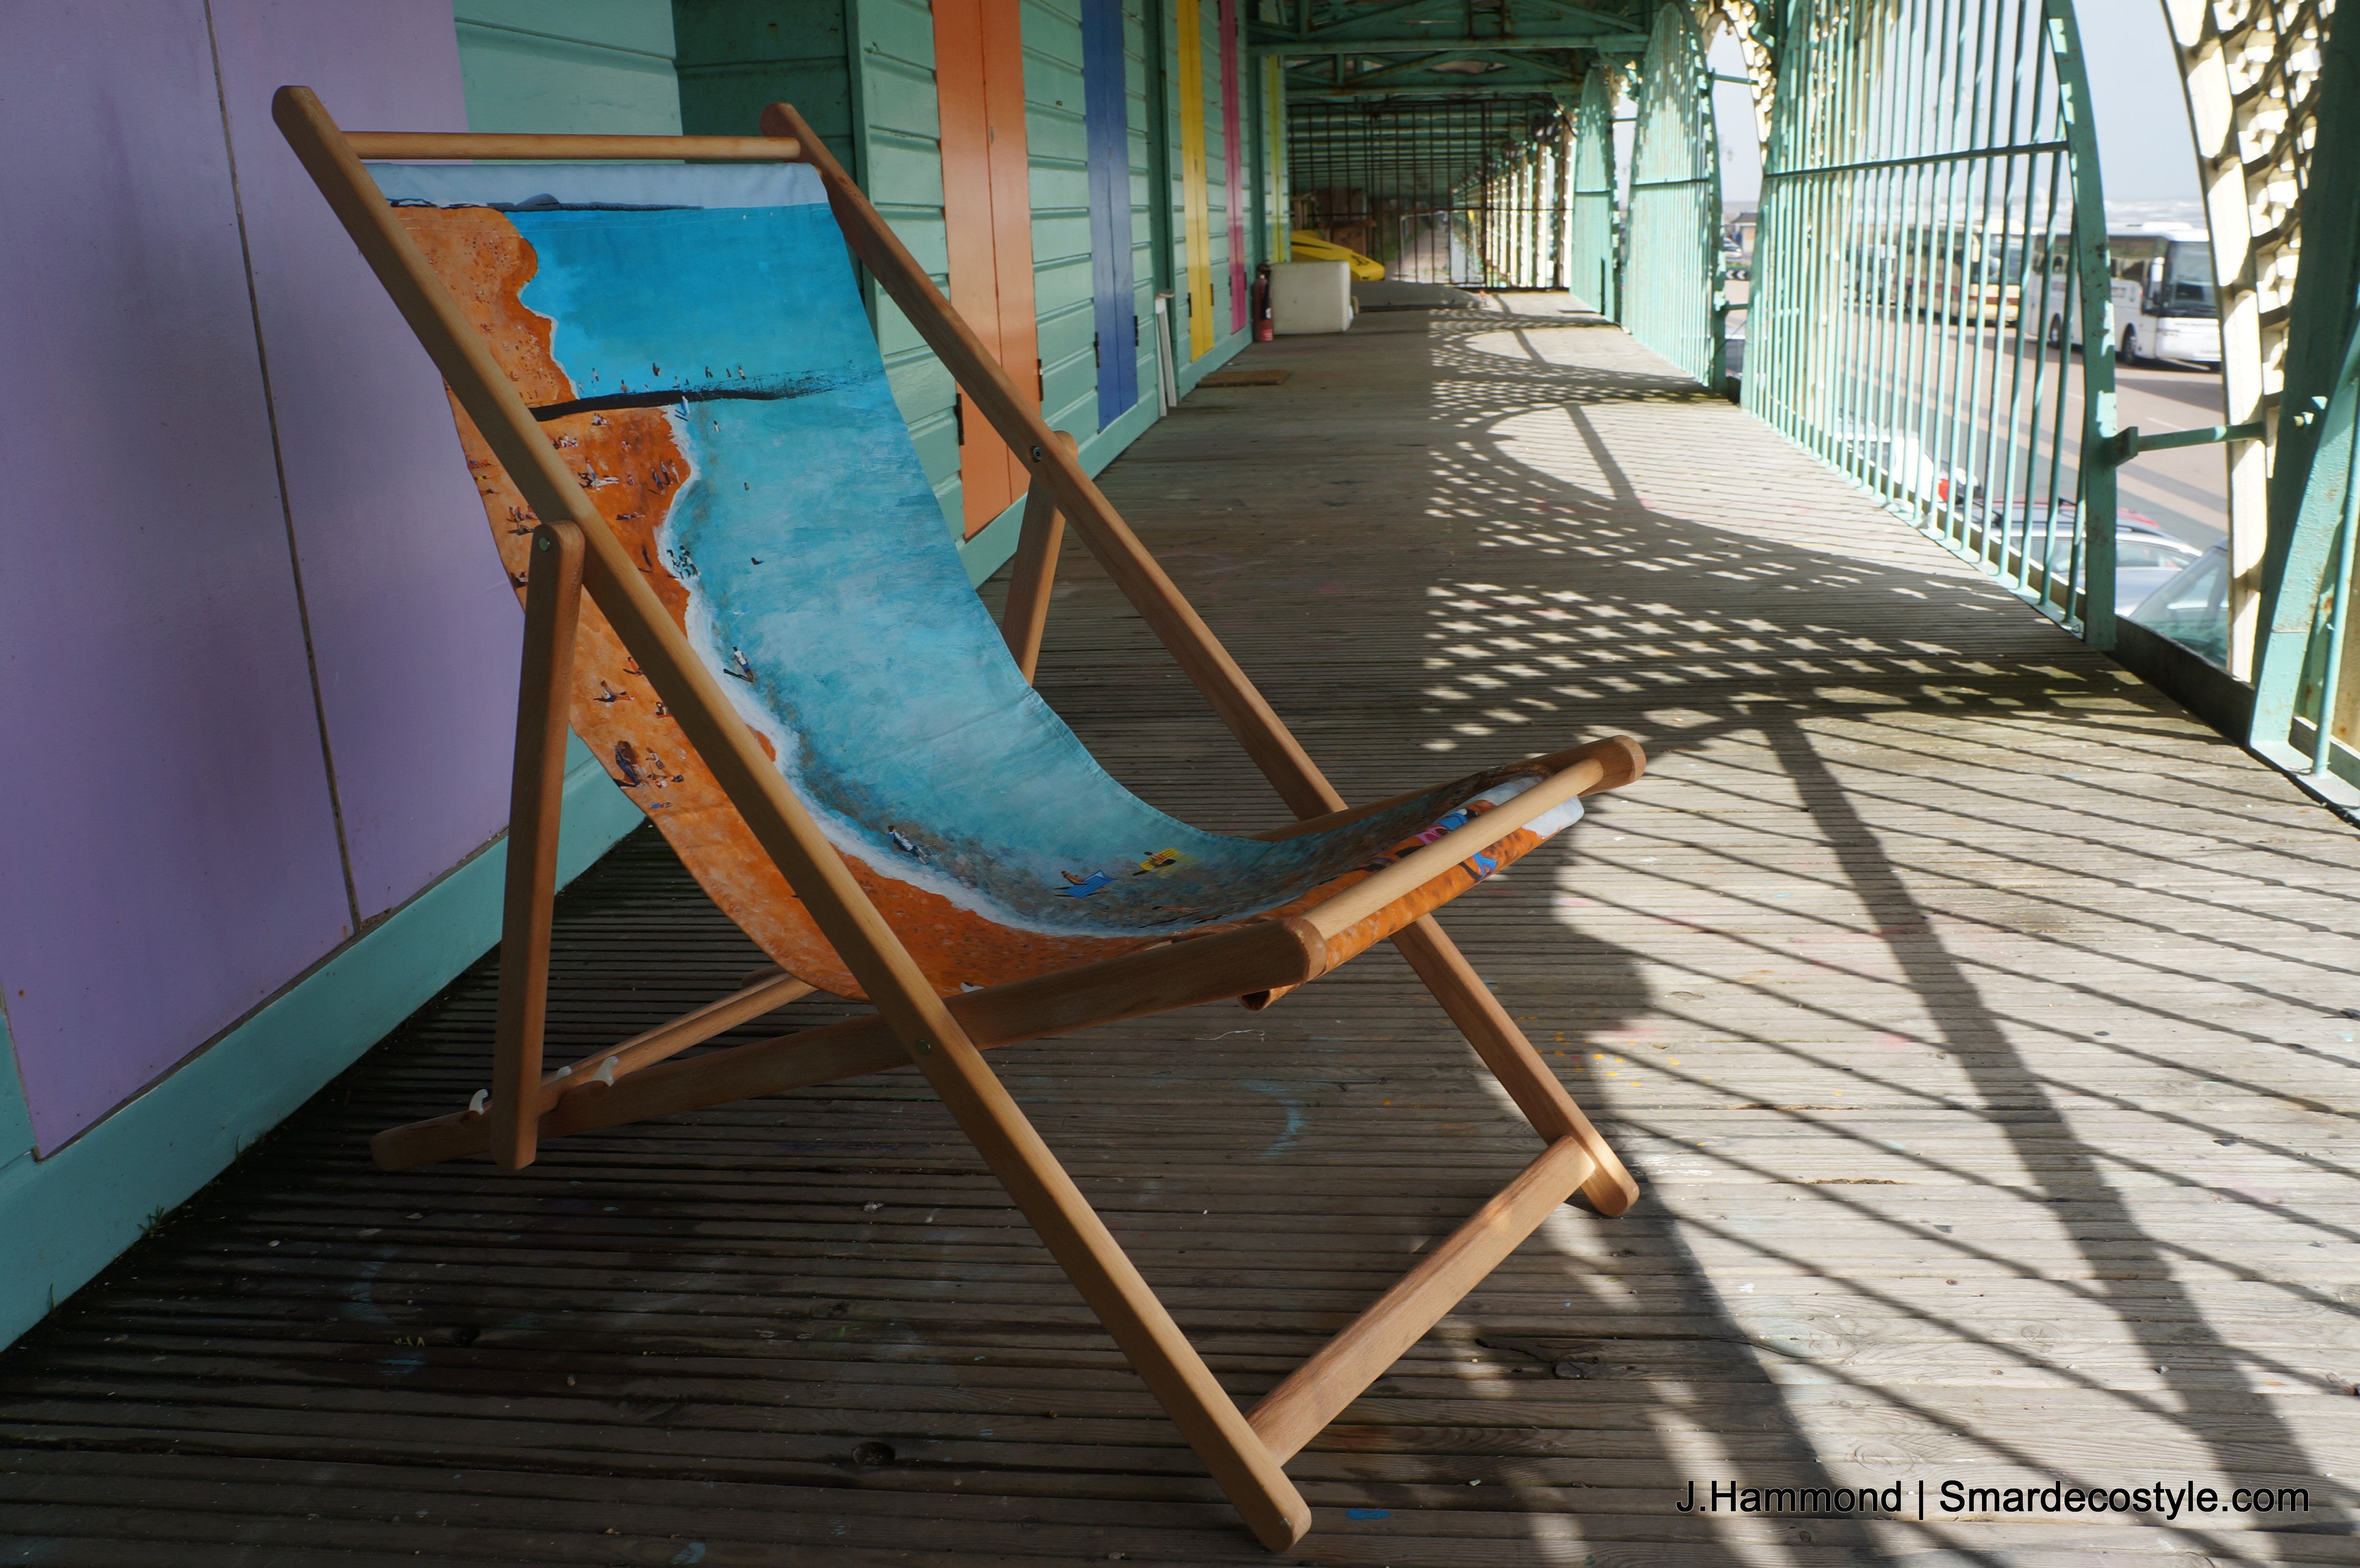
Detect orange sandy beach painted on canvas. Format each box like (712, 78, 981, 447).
(398, 209, 1155, 997)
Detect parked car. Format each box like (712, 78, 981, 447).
(1830, 425, 1954, 502)
(1969, 501, 2204, 611)
(2127, 540, 2230, 666)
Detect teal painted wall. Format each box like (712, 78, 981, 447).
(858, 0, 982, 541)
(675, 0, 859, 172)
(1026, 1, 1106, 448)
(456, 0, 683, 132)
(0, 1014, 32, 1177)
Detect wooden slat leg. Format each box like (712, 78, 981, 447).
(1000, 430, 1077, 682)
(912, 1026, 1312, 1551)
(1246, 1136, 1593, 1463)
(1390, 915, 1639, 1215)
(487, 520, 585, 1172)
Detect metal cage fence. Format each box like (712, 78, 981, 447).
(1746, 0, 2121, 643)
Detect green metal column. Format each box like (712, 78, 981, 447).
(1623, 3, 1723, 389)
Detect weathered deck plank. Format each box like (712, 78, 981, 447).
(3, 299, 2357, 1565)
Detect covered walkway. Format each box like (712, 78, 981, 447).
(5, 301, 2357, 1565)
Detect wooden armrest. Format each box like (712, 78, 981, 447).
(1299, 736, 1644, 946)
(1248, 735, 1644, 844)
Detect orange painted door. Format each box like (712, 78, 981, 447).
(935, 0, 1041, 537)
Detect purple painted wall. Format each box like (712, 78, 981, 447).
(209, 3, 519, 922)
(0, 2, 516, 1152)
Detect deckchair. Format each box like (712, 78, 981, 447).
(274, 88, 1643, 1551)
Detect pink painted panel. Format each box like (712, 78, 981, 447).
(1219, 0, 1249, 333)
(0, 2, 352, 1151)
(207, 1, 517, 921)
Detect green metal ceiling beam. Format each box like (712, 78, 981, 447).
(1255, 0, 1646, 52)
(1283, 52, 1589, 94)
(1251, 31, 1647, 52)
(1284, 80, 1575, 97)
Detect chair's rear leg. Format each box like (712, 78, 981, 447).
(915, 1029, 1313, 1551)
(487, 519, 587, 1172)
(1390, 915, 1639, 1214)
(1000, 431, 1077, 683)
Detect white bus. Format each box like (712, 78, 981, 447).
(2044, 223, 2221, 367)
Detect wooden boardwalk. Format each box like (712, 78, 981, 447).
(5, 299, 2358, 1567)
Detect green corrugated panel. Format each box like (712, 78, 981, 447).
(856, 0, 962, 532)
(1124, 0, 1160, 414)
(455, 0, 682, 133)
(674, 0, 856, 168)
(1024, 1, 1104, 443)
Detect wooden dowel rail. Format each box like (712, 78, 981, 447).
(371, 912, 1323, 1163)
(1246, 735, 1639, 844)
(526, 969, 817, 1115)
(347, 132, 803, 161)
(1245, 1136, 1594, 1463)
(1301, 756, 1605, 942)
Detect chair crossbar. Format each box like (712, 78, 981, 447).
(345, 131, 804, 161)
(1247, 1136, 1595, 1463)
(506, 967, 817, 1121)
(372, 914, 1326, 1172)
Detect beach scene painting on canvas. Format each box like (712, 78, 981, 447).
(376, 162, 1583, 995)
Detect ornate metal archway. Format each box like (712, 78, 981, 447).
(2245, 3, 2360, 801)
(1622, 3, 1725, 387)
(1708, 0, 1780, 146)
(2166, 0, 2334, 675)
(1567, 70, 1620, 315)
(1463, 112, 1569, 288)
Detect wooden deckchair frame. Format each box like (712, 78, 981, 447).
(275, 88, 1641, 1551)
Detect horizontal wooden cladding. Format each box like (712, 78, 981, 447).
(370, 915, 1325, 1171)
(345, 132, 803, 161)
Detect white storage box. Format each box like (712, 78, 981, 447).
(1269, 260, 1354, 335)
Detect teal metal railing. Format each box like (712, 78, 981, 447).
(1623, 3, 1724, 388)
(1568, 71, 1619, 316)
(1745, 0, 2123, 645)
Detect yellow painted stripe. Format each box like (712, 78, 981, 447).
(1178, 0, 1214, 358)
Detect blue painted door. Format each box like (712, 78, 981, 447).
(1082, 0, 1139, 428)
